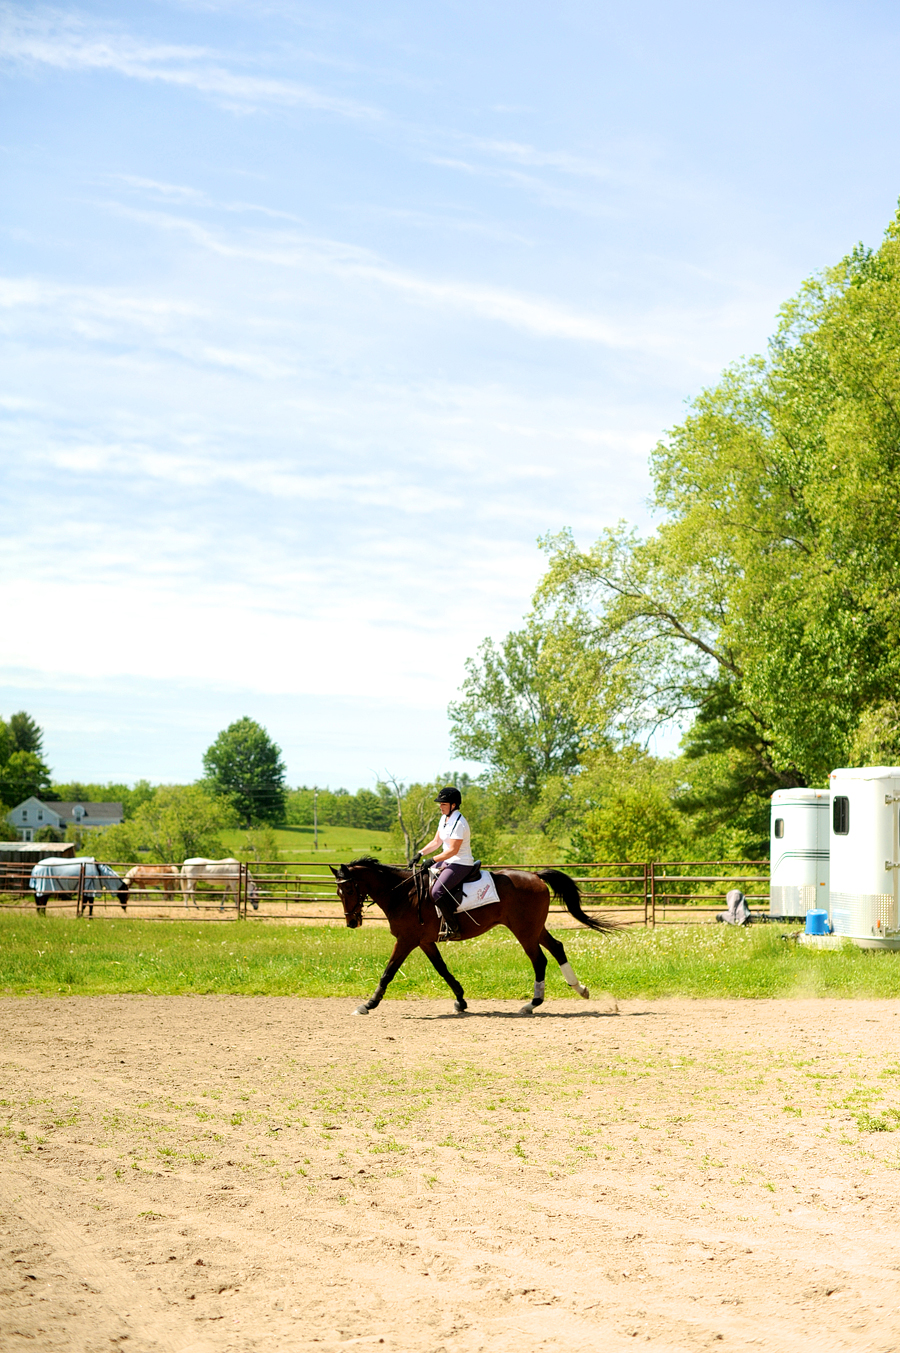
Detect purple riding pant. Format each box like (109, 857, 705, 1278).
(431, 861, 472, 908)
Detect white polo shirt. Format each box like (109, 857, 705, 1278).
(438, 810, 474, 866)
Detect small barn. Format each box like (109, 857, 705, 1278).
(0, 839, 76, 892)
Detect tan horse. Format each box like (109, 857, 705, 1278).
(123, 864, 181, 898)
(330, 857, 617, 1016)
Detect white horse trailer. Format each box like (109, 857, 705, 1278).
(769, 788, 830, 918)
(828, 766, 900, 948)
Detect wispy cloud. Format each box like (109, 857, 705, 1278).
(0, 5, 385, 120)
(1, 4, 654, 208)
(92, 203, 628, 347)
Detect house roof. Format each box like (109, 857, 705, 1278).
(4, 795, 124, 817)
(49, 802, 124, 820)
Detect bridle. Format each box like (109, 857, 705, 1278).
(336, 863, 431, 927)
(336, 874, 367, 927)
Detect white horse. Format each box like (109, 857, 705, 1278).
(180, 858, 259, 911)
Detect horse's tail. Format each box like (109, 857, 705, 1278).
(536, 869, 618, 933)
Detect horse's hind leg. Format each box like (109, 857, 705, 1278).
(518, 942, 548, 1015)
(421, 941, 467, 1013)
(539, 927, 589, 999)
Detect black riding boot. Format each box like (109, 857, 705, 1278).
(437, 899, 461, 939)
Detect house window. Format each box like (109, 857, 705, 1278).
(21, 810, 27, 820)
(37, 811, 43, 821)
(833, 796, 850, 835)
(774, 818, 784, 839)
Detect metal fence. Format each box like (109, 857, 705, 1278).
(0, 859, 770, 925)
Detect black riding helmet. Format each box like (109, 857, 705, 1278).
(434, 785, 461, 809)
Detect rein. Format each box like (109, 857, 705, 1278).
(340, 863, 431, 927)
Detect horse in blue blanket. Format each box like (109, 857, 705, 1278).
(30, 857, 129, 916)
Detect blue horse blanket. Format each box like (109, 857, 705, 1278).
(30, 857, 126, 896)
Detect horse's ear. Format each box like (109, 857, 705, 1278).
(329, 865, 340, 878)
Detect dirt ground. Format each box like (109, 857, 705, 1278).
(3, 995, 900, 1353)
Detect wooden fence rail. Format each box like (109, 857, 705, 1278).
(0, 859, 771, 926)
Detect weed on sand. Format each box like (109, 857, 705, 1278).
(2, 913, 900, 998)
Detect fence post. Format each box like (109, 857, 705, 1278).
(239, 863, 246, 920)
(76, 861, 85, 918)
(649, 862, 657, 928)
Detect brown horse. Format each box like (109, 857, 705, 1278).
(329, 857, 617, 1016)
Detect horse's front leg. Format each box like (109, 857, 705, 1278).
(421, 941, 467, 1013)
(353, 937, 415, 1015)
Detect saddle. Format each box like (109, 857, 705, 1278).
(446, 860, 483, 908)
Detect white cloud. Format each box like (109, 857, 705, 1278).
(0, 5, 385, 120)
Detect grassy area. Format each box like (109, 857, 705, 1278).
(3, 913, 900, 998)
(221, 824, 396, 864)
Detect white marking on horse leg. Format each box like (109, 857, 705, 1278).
(560, 960, 590, 999)
(519, 978, 545, 1016)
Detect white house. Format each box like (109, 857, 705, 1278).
(5, 797, 124, 841)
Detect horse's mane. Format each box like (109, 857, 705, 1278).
(350, 856, 409, 874)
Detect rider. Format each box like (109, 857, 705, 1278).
(419, 786, 475, 938)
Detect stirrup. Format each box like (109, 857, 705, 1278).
(438, 916, 461, 941)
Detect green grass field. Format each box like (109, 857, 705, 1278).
(220, 824, 396, 864)
(3, 912, 900, 999)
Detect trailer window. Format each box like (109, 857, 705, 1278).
(833, 795, 850, 835)
(774, 818, 784, 839)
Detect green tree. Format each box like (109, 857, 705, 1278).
(89, 784, 236, 863)
(284, 784, 394, 831)
(448, 615, 608, 822)
(0, 711, 53, 812)
(49, 780, 156, 817)
(564, 749, 692, 865)
(202, 718, 287, 828)
(8, 711, 44, 756)
(0, 750, 52, 806)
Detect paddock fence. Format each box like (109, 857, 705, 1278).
(0, 858, 770, 926)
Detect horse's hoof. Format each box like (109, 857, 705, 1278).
(352, 1005, 369, 1016)
(454, 1001, 467, 1014)
(580, 987, 590, 1000)
(518, 1003, 535, 1016)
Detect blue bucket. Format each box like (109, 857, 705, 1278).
(805, 909, 831, 936)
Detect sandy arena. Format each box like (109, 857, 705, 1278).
(2, 994, 900, 1352)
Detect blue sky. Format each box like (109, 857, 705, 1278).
(3, 0, 900, 790)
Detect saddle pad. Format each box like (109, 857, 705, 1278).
(458, 871, 500, 911)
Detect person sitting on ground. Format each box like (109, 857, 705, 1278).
(417, 786, 475, 938)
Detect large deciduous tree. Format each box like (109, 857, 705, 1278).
(456, 207, 900, 851)
(202, 718, 287, 827)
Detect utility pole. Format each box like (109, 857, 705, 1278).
(313, 786, 318, 851)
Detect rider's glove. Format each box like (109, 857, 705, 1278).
(411, 851, 422, 865)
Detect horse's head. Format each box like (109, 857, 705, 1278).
(330, 863, 365, 927)
(117, 881, 129, 912)
(248, 876, 260, 911)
